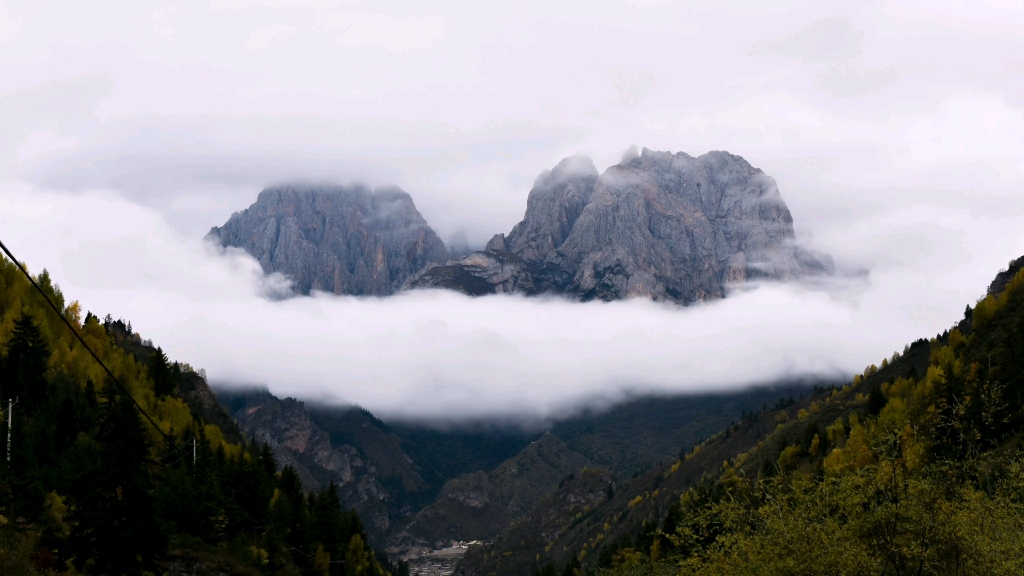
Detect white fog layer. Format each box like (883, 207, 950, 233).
(3, 186, 1022, 418)
(2, 1, 1024, 418)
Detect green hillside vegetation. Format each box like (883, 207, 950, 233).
(0, 257, 393, 576)
(549, 384, 820, 479)
(387, 422, 534, 495)
(455, 388, 862, 576)
(402, 434, 591, 547)
(462, 467, 616, 576)
(212, 384, 818, 554)
(506, 261, 1024, 576)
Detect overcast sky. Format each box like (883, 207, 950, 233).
(2, 0, 1024, 419)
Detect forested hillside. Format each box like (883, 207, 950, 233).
(548, 384, 818, 478)
(0, 256, 395, 576)
(481, 258, 1024, 576)
(396, 433, 590, 551)
(213, 381, 825, 554)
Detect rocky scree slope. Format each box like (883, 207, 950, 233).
(407, 149, 830, 304)
(207, 184, 449, 295)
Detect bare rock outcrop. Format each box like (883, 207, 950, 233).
(503, 155, 600, 262)
(988, 255, 1024, 296)
(407, 149, 831, 304)
(207, 184, 449, 296)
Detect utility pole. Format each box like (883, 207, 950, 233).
(193, 437, 197, 467)
(6, 398, 19, 463)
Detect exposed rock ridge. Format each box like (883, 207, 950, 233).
(407, 148, 831, 304)
(504, 155, 600, 262)
(207, 185, 449, 296)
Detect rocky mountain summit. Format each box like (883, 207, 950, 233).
(207, 184, 449, 295)
(210, 149, 829, 304)
(407, 149, 830, 304)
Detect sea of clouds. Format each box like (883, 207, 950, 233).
(4, 181, 1022, 420)
(3, 0, 1024, 419)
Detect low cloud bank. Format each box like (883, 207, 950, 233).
(5, 184, 1021, 420)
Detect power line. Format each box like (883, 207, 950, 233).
(162, 436, 197, 457)
(0, 237, 172, 442)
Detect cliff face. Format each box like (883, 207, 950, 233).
(207, 185, 449, 296)
(212, 148, 828, 304)
(407, 149, 830, 304)
(503, 155, 600, 263)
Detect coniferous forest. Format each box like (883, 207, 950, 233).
(0, 257, 400, 575)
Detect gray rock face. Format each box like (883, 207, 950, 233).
(207, 185, 449, 296)
(407, 148, 831, 304)
(504, 155, 599, 262)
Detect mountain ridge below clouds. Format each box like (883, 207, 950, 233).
(392, 432, 592, 552)
(209, 148, 832, 305)
(212, 382, 822, 551)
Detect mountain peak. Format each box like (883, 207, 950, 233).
(207, 183, 449, 296)
(408, 149, 831, 303)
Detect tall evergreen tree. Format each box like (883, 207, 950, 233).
(1, 314, 53, 519)
(1, 314, 50, 412)
(69, 385, 163, 575)
(311, 482, 346, 575)
(149, 347, 175, 397)
(271, 465, 311, 570)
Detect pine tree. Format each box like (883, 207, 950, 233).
(1, 314, 52, 519)
(155, 427, 221, 541)
(69, 385, 163, 575)
(344, 534, 372, 576)
(150, 347, 175, 397)
(311, 482, 345, 574)
(2, 314, 50, 412)
(271, 465, 311, 570)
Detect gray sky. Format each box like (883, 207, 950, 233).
(2, 0, 1024, 418)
